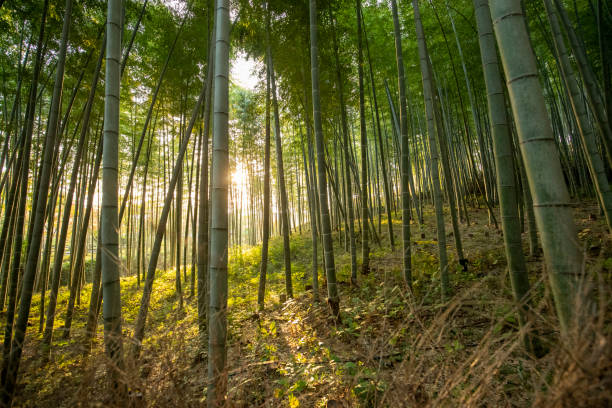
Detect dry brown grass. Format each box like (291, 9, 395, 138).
(10, 205, 612, 407)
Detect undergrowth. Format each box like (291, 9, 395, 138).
(10, 204, 612, 407)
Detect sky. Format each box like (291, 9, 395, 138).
(231, 52, 260, 90)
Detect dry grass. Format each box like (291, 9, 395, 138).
(10, 204, 612, 407)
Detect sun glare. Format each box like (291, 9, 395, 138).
(231, 161, 249, 199)
(231, 52, 260, 91)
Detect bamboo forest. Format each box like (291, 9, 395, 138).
(0, 0, 610, 406)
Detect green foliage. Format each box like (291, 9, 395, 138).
(353, 370, 386, 408)
(3, 0, 610, 405)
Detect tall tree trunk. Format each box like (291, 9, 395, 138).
(136, 131, 154, 289)
(360, 9, 397, 248)
(197, 11, 215, 339)
(101, 0, 126, 395)
(310, 0, 339, 318)
(132, 80, 208, 356)
(84, 237, 102, 347)
(329, 5, 357, 285)
(553, 0, 612, 168)
(474, 0, 532, 348)
(83, 23, 135, 346)
(302, 77, 320, 302)
(430, 64, 467, 269)
(257, 47, 272, 311)
(190, 123, 200, 297)
(490, 0, 583, 335)
(63, 135, 103, 338)
(42, 35, 104, 349)
(597, 0, 611, 126)
(0, 0, 50, 402)
(37, 183, 58, 333)
(445, 1, 498, 227)
(176, 156, 184, 309)
(302, 123, 319, 301)
(543, 0, 612, 231)
(412, 0, 450, 299)
(356, 0, 369, 277)
(390, 0, 412, 287)
(0, 125, 31, 405)
(120, 0, 148, 75)
(268, 46, 293, 299)
(207, 0, 230, 404)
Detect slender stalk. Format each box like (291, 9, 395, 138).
(207, 0, 231, 404)
(490, 0, 583, 335)
(390, 0, 412, 286)
(474, 0, 532, 348)
(412, 0, 449, 299)
(101, 0, 126, 394)
(310, 0, 340, 318)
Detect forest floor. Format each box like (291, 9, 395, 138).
(10, 202, 612, 407)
